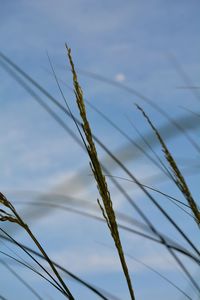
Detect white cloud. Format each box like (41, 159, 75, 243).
(49, 240, 181, 276)
(53, 249, 121, 274)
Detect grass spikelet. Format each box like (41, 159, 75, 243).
(0, 192, 74, 299)
(136, 105, 200, 227)
(66, 45, 136, 300)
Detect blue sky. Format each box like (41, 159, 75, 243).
(0, 1, 200, 300)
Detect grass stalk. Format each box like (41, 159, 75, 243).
(0, 192, 74, 299)
(66, 45, 136, 300)
(136, 105, 200, 227)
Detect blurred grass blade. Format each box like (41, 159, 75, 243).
(13, 199, 200, 265)
(0, 295, 8, 300)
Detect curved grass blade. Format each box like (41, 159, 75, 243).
(0, 250, 70, 295)
(13, 199, 200, 265)
(0, 259, 44, 300)
(0, 234, 120, 300)
(0, 227, 71, 298)
(103, 174, 194, 218)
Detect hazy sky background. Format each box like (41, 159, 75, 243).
(0, 1, 200, 299)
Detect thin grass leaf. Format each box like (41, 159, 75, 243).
(0, 235, 119, 300)
(13, 199, 200, 265)
(0, 250, 67, 295)
(0, 260, 44, 300)
(103, 174, 195, 218)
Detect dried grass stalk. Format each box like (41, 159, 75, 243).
(136, 105, 200, 227)
(66, 45, 135, 300)
(0, 192, 74, 299)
